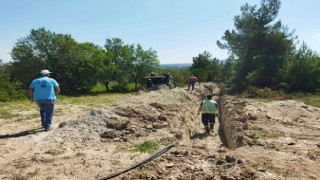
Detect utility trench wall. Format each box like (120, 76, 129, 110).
(220, 96, 249, 149)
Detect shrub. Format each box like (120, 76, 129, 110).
(243, 86, 285, 99)
(110, 83, 130, 93)
(0, 73, 26, 102)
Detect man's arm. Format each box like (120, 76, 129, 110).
(197, 105, 202, 115)
(197, 102, 203, 115)
(28, 88, 34, 102)
(55, 87, 60, 95)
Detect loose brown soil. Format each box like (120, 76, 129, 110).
(0, 83, 319, 180)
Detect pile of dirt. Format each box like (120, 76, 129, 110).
(1, 82, 320, 180)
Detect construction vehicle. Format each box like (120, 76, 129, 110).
(144, 72, 175, 90)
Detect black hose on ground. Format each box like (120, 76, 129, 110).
(99, 144, 175, 180)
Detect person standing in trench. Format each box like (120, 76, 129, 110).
(197, 95, 219, 135)
(188, 74, 198, 91)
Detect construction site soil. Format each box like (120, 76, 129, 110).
(1, 82, 320, 180)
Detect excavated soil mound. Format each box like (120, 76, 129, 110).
(1, 82, 319, 180)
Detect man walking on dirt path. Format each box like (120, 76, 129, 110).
(197, 95, 219, 135)
(28, 70, 60, 132)
(188, 74, 198, 91)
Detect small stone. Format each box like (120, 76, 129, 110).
(58, 122, 67, 128)
(225, 155, 236, 163)
(175, 133, 183, 139)
(146, 125, 153, 129)
(216, 159, 225, 165)
(257, 167, 267, 172)
(217, 147, 227, 153)
(165, 163, 174, 168)
(286, 138, 296, 145)
(237, 159, 244, 164)
(185, 164, 195, 170)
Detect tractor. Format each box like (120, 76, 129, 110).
(144, 72, 174, 90)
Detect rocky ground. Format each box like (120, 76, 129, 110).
(0, 83, 319, 180)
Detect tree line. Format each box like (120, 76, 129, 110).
(190, 0, 320, 94)
(0, 28, 162, 101)
(1, 0, 319, 102)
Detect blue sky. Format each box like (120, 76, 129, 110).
(0, 0, 319, 64)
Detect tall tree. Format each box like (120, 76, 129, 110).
(220, 56, 235, 83)
(104, 38, 159, 91)
(286, 43, 320, 92)
(104, 38, 132, 87)
(10, 28, 50, 87)
(129, 44, 159, 90)
(217, 0, 296, 91)
(9, 28, 103, 94)
(190, 51, 221, 82)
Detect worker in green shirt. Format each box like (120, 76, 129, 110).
(197, 95, 219, 135)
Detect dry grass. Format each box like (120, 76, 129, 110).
(0, 93, 131, 121)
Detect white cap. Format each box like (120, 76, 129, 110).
(40, 69, 52, 75)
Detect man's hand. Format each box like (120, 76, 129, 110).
(28, 88, 34, 102)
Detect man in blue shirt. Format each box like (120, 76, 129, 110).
(28, 70, 60, 131)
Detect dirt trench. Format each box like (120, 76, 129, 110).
(1, 83, 320, 180)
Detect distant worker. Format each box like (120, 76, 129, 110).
(28, 70, 60, 132)
(188, 74, 198, 91)
(197, 95, 219, 135)
(163, 72, 170, 85)
(168, 72, 173, 85)
(147, 79, 153, 90)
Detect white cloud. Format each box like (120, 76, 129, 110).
(314, 34, 320, 37)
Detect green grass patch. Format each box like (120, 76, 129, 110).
(241, 87, 320, 107)
(293, 95, 320, 108)
(248, 126, 284, 139)
(91, 82, 140, 94)
(126, 83, 136, 91)
(0, 100, 37, 119)
(131, 141, 160, 153)
(115, 140, 160, 154)
(91, 84, 106, 93)
(57, 93, 130, 107)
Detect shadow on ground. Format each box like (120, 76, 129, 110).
(0, 127, 44, 139)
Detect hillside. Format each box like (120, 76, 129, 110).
(0, 83, 319, 179)
(159, 63, 192, 69)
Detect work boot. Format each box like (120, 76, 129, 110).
(208, 129, 214, 136)
(45, 127, 52, 132)
(210, 129, 214, 133)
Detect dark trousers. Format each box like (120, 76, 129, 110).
(201, 113, 215, 133)
(188, 82, 195, 91)
(36, 100, 55, 129)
